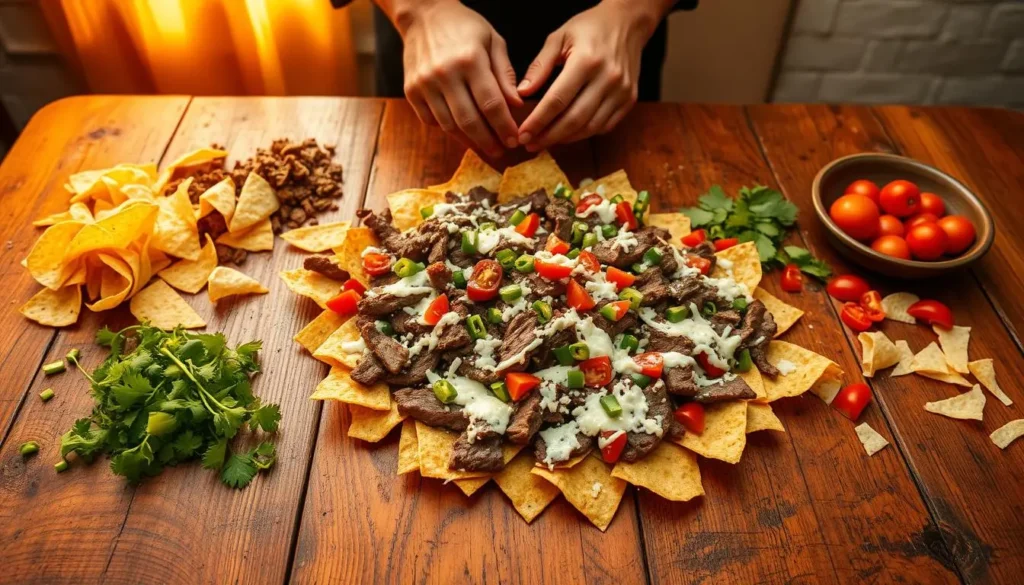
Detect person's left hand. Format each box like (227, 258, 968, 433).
(515, 0, 670, 151)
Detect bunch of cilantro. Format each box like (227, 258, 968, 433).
(681, 185, 832, 280)
(61, 324, 281, 488)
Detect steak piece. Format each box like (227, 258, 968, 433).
(392, 311, 431, 336)
(466, 185, 498, 205)
(303, 255, 349, 281)
(393, 387, 468, 432)
(351, 352, 387, 385)
(357, 316, 409, 374)
(387, 350, 440, 386)
(686, 240, 717, 273)
(425, 261, 452, 290)
(711, 309, 743, 330)
(645, 328, 695, 355)
(357, 208, 435, 261)
(497, 311, 539, 373)
(436, 301, 471, 351)
(427, 233, 449, 264)
(664, 366, 699, 398)
(545, 197, 574, 241)
(621, 383, 671, 462)
(498, 189, 548, 222)
(450, 433, 505, 472)
(636, 267, 672, 307)
(506, 391, 543, 445)
(513, 271, 565, 299)
(736, 300, 779, 377)
(591, 225, 669, 268)
(456, 357, 503, 385)
(357, 290, 430, 317)
(533, 328, 578, 369)
(533, 431, 593, 465)
(695, 375, 756, 403)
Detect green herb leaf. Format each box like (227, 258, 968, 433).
(202, 439, 227, 470)
(699, 185, 732, 212)
(221, 453, 258, 489)
(681, 206, 715, 227)
(250, 403, 282, 433)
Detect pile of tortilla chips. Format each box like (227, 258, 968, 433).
(282, 150, 841, 530)
(20, 149, 274, 329)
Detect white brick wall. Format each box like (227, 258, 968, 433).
(774, 0, 1024, 107)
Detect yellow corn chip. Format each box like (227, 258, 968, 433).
(746, 403, 785, 433)
(919, 369, 973, 387)
(535, 453, 588, 470)
(279, 221, 352, 253)
(152, 179, 201, 261)
(311, 366, 391, 411)
(158, 234, 217, 294)
(196, 177, 236, 224)
(859, 331, 901, 377)
(129, 279, 206, 329)
(810, 363, 843, 404)
(855, 422, 889, 456)
(154, 147, 226, 193)
(229, 172, 279, 233)
(216, 218, 273, 251)
(415, 422, 490, 481)
(752, 288, 803, 337)
(589, 169, 638, 208)
(429, 150, 502, 195)
(495, 452, 562, 523)
(313, 317, 363, 368)
(676, 400, 748, 464)
(990, 419, 1024, 449)
(19, 285, 82, 327)
(26, 220, 87, 290)
(532, 454, 626, 531)
(611, 441, 704, 502)
(881, 292, 920, 324)
(762, 341, 837, 402)
(968, 359, 1012, 407)
(333, 227, 379, 285)
(279, 268, 343, 309)
(924, 385, 986, 421)
(85, 253, 135, 312)
(713, 241, 761, 291)
(739, 366, 767, 402)
(497, 151, 570, 203)
(890, 340, 916, 377)
(347, 402, 405, 443)
(397, 420, 420, 474)
(454, 445, 524, 497)
(386, 189, 447, 232)
(646, 213, 691, 245)
(207, 266, 268, 302)
(294, 310, 348, 354)
(33, 209, 74, 227)
(910, 342, 950, 375)
(933, 325, 970, 374)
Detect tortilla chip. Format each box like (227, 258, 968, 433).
(453, 445, 524, 497)
(196, 177, 236, 224)
(158, 234, 217, 294)
(910, 342, 950, 375)
(881, 292, 920, 324)
(229, 172, 279, 233)
(129, 279, 206, 329)
(428, 150, 502, 195)
(333, 227, 380, 286)
(294, 310, 348, 354)
(535, 453, 588, 470)
(676, 400, 747, 463)
(311, 366, 391, 411)
(207, 266, 268, 302)
(990, 419, 1024, 449)
(279, 221, 352, 253)
(387, 189, 447, 232)
(216, 218, 273, 252)
(347, 402, 405, 443)
(313, 317, 363, 368)
(26, 221, 87, 290)
(531, 454, 626, 531)
(855, 422, 889, 456)
(397, 420, 420, 474)
(890, 340, 916, 377)
(152, 180, 201, 261)
(19, 285, 82, 327)
(924, 385, 986, 421)
(497, 151, 570, 203)
(85, 253, 135, 312)
(933, 325, 970, 374)
(762, 341, 837, 402)
(415, 422, 490, 481)
(751, 288, 803, 337)
(611, 441, 704, 502)
(739, 367, 767, 402)
(33, 209, 74, 227)
(279, 268, 343, 309)
(713, 241, 761, 291)
(919, 369, 973, 388)
(859, 331, 902, 377)
(154, 147, 227, 192)
(812, 363, 846, 403)
(968, 359, 1012, 407)
(746, 403, 785, 433)
(646, 213, 691, 245)
(589, 169, 638, 209)
(494, 453, 562, 523)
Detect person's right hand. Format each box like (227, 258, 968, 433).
(398, 0, 522, 157)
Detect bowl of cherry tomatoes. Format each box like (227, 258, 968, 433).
(812, 153, 993, 278)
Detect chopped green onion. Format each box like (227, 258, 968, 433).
(499, 284, 522, 303)
(508, 209, 527, 226)
(466, 315, 487, 340)
(54, 460, 68, 473)
(619, 287, 644, 310)
(486, 307, 503, 324)
(569, 342, 590, 360)
(630, 373, 653, 389)
(393, 258, 425, 278)
(642, 247, 663, 265)
(533, 300, 552, 324)
(553, 345, 575, 366)
(66, 348, 80, 362)
(514, 254, 535, 273)
(495, 249, 517, 271)
(461, 230, 478, 255)
(39, 388, 54, 402)
(567, 369, 585, 389)
(600, 394, 623, 418)
(619, 334, 639, 354)
(452, 270, 468, 289)
(42, 360, 65, 376)
(432, 379, 458, 404)
(582, 233, 598, 249)
(735, 349, 753, 373)
(376, 320, 395, 336)
(599, 304, 623, 322)
(702, 301, 718, 317)
(571, 221, 589, 245)
(601, 224, 618, 239)
(732, 297, 748, 311)
(490, 382, 511, 403)
(631, 262, 648, 274)
(420, 205, 434, 219)
(20, 441, 39, 457)
(609, 194, 624, 204)
(553, 184, 572, 199)
(479, 221, 497, 231)
(666, 305, 691, 323)
(633, 190, 650, 215)
(566, 248, 580, 260)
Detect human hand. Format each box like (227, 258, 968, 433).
(516, 0, 671, 151)
(397, 0, 522, 157)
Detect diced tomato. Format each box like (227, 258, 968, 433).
(566, 279, 596, 311)
(840, 302, 873, 332)
(633, 352, 664, 378)
(906, 299, 954, 330)
(826, 274, 870, 302)
(695, 352, 726, 378)
(599, 430, 627, 463)
(615, 201, 639, 230)
(545, 234, 570, 255)
(580, 356, 613, 387)
(506, 372, 542, 401)
(605, 266, 636, 290)
(466, 259, 502, 302)
(578, 250, 601, 273)
(672, 403, 705, 435)
(325, 289, 361, 316)
(683, 254, 712, 275)
(423, 294, 450, 326)
(713, 237, 739, 252)
(535, 257, 573, 280)
(342, 278, 366, 295)
(576, 193, 604, 215)
(859, 290, 886, 322)
(680, 229, 707, 248)
(781, 263, 803, 292)
(515, 212, 540, 237)
(362, 253, 392, 276)
(833, 383, 872, 421)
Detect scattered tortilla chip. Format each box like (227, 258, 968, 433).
(85, 252, 135, 312)
(294, 310, 347, 354)
(812, 363, 847, 403)
(347, 402, 405, 443)
(752, 288, 803, 337)
(397, 420, 420, 474)
(746, 403, 785, 433)
(387, 189, 447, 232)
(19, 285, 82, 327)
(313, 318, 363, 368)
(497, 151, 570, 203)
(910, 342, 950, 375)
(428, 149, 502, 195)
(968, 359, 1012, 407)
(154, 147, 227, 192)
(279, 220, 352, 253)
(415, 422, 490, 481)
(881, 292, 920, 324)
(890, 340, 916, 377)
(990, 419, 1024, 449)
(762, 341, 837, 402)
(333, 227, 379, 285)
(919, 370, 973, 387)
(933, 325, 970, 374)
(229, 172, 279, 233)
(531, 454, 626, 531)
(158, 234, 217, 294)
(611, 442, 704, 502)
(33, 209, 74, 227)
(207, 266, 268, 302)
(855, 423, 889, 456)
(26, 220, 87, 290)
(676, 400, 748, 464)
(196, 177, 236, 224)
(279, 268, 343, 309)
(713, 241, 761, 291)
(738, 367, 767, 402)
(588, 169, 638, 209)
(216, 218, 274, 251)
(646, 213, 691, 245)
(859, 331, 901, 377)
(924, 385, 986, 421)
(129, 279, 206, 329)
(495, 453, 562, 523)
(152, 180, 201, 261)
(311, 366, 391, 411)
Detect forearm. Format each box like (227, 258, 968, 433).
(602, 0, 676, 37)
(373, 0, 458, 34)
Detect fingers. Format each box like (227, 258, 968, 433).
(518, 31, 564, 98)
(406, 90, 438, 127)
(420, 86, 457, 133)
(467, 61, 520, 149)
(444, 82, 503, 157)
(525, 81, 604, 151)
(564, 94, 622, 144)
(490, 35, 523, 108)
(518, 54, 592, 145)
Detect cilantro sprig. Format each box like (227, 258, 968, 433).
(681, 185, 831, 281)
(61, 325, 280, 488)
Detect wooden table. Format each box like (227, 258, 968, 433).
(1, 97, 1023, 585)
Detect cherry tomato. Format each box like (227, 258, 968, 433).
(681, 229, 707, 248)
(577, 250, 601, 273)
(841, 302, 873, 332)
(781, 263, 803, 293)
(906, 299, 954, 329)
(904, 212, 938, 230)
(422, 294, 450, 326)
(936, 215, 976, 256)
(615, 201, 639, 230)
(683, 254, 712, 275)
(325, 289, 361, 316)
(342, 279, 366, 295)
(918, 192, 946, 217)
(713, 238, 739, 252)
(673, 403, 705, 435)
(877, 214, 905, 238)
(633, 352, 664, 378)
(600, 430, 627, 463)
(580, 356, 613, 387)
(576, 194, 604, 215)
(695, 352, 727, 378)
(534, 258, 573, 280)
(826, 274, 871, 302)
(833, 383, 872, 421)
(466, 259, 503, 302)
(362, 253, 392, 276)
(870, 235, 911, 260)
(605, 266, 636, 290)
(845, 179, 880, 204)
(830, 193, 880, 241)
(506, 372, 542, 401)
(515, 212, 540, 237)
(545, 234, 570, 255)
(859, 290, 886, 322)
(905, 223, 948, 261)
(566, 279, 596, 312)
(879, 180, 921, 217)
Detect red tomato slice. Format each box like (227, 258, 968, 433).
(576, 194, 604, 215)
(614, 201, 639, 230)
(535, 258, 573, 280)
(580, 356, 613, 387)
(506, 372, 542, 401)
(781, 263, 803, 293)
(545, 234, 570, 255)
(695, 352, 726, 378)
(515, 213, 540, 237)
(605, 266, 636, 290)
(906, 299, 954, 330)
(362, 253, 392, 276)
(680, 229, 707, 248)
(859, 290, 886, 322)
(672, 402, 705, 435)
(423, 294, 450, 326)
(841, 302, 873, 332)
(826, 274, 870, 302)
(713, 238, 738, 252)
(342, 278, 366, 295)
(683, 254, 712, 275)
(325, 289, 361, 316)
(633, 352, 664, 378)
(833, 382, 872, 421)
(566, 279, 596, 311)
(577, 250, 601, 273)
(466, 260, 503, 302)
(599, 430, 627, 463)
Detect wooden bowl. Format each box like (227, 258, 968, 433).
(812, 153, 994, 279)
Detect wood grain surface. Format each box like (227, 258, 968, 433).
(1, 97, 1023, 585)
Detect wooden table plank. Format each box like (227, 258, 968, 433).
(290, 100, 649, 585)
(749, 103, 1024, 584)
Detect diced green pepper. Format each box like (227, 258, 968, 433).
(599, 304, 623, 322)
(452, 270, 468, 289)
(466, 315, 487, 340)
(570, 221, 589, 245)
(566, 248, 580, 260)
(702, 301, 718, 317)
(569, 342, 590, 360)
(666, 305, 691, 323)
(609, 194, 624, 204)
(735, 348, 753, 373)
(377, 321, 395, 336)
(553, 184, 572, 199)
(19, 441, 39, 457)
(633, 190, 650, 215)
(553, 345, 575, 366)
(495, 249, 517, 271)
(514, 254, 535, 273)
(642, 247, 663, 265)
(66, 348, 80, 362)
(393, 258, 425, 278)
(732, 297, 748, 311)
(533, 300, 553, 324)
(490, 381, 511, 403)
(567, 369, 585, 389)
(631, 262, 648, 274)
(619, 287, 644, 310)
(630, 374, 653, 389)
(600, 394, 623, 418)
(54, 460, 68, 473)
(499, 284, 522, 303)
(486, 307, 504, 324)
(432, 379, 458, 404)
(508, 209, 527, 226)
(582, 233, 598, 250)
(619, 334, 640, 353)
(601, 224, 618, 239)
(42, 360, 65, 376)
(479, 221, 497, 231)
(420, 205, 435, 219)
(461, 230, 478, 255)
(39, 388, 54, 402)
